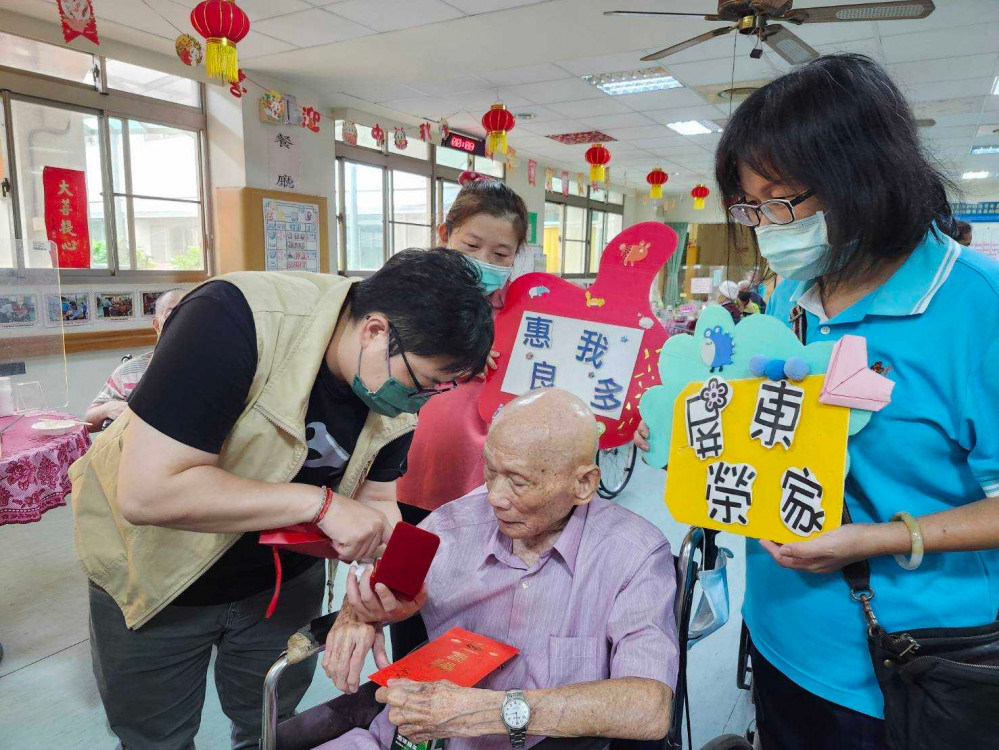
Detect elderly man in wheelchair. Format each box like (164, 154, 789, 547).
(312, 388, 679, 750)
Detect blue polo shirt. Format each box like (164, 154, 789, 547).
(745, 228, 999, 718)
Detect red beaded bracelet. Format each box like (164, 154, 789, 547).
(312, 486, 334, 525)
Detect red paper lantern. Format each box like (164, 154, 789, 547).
(646, 168, 668, 199)
(481, 103, 516, 156)
(691, 184, 710, 210)
(191, 0, 250, 84)
(585, 144, 611, 183)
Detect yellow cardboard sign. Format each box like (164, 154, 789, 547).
(665, 375, 847, 543)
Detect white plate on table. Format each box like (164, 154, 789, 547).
(31, 419, 80, 436)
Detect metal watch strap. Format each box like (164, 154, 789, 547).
(505, 689, 527, 748)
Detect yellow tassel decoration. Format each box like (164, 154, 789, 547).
(487, 131, 508, 156)
(650, 184, 663, 199)
(590, 164, 605, 182)
(205, 38, 239, 84)
(694, 197, 706, 210)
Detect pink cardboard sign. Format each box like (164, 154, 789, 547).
(479, 222, 677, 449)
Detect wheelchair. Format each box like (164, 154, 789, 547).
(260, 527, 752, 750)
(595, 443, 638, 500)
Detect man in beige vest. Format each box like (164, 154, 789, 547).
(71, 248, 494, 750)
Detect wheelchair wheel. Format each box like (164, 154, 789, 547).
(596, 442, 637, 499)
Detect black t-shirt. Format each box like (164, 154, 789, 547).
(129, 281, 412, 606)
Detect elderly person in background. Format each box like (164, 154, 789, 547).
(954, 220, 973, 247)
(715, 280, 742, 323)
(84, 289, 184, 432)
(321, 388, 678, 750)
(737, 279, 767, 314)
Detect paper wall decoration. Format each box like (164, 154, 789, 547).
(528, 159, 537, 187)
(300, 106, 321, 133)
(342, 120, 358, 146)
(372, 123, 386, 147)
(419, 122, 433, 142)
(267, 131, 301, 191)
(57, 0, 99, 44)
(262, 198, 319, 272)
(560, 170, 569, 196)
(42, 167, 91, 268)
(544, 167, 554, 191)
(639, 306, 893, 543)
(394, 127, 408, 150)
(230, 69, 247, 98)
(259, 91, 285, 123)
(175, 34, 203, 66)
(480, 222, 677, 449)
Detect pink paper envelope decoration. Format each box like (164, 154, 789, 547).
(819, 335, 894, 412)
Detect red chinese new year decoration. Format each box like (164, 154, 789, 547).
(481, 103, 516, 156)
(229, 69, 247, 98)
(480, 222, 677, 449)
(175, 34, 203, 66)
(43, 167, 91, 268)
(57, 0, 99, 45)
(647, 168, 668, 199)
(691, 184, 710, 210)
(585, 143, 611, 183)
(371, 627, 519, 688)
(528, 158, 537, 187)
(371, 123, 386, 147)
(301, 106, 321, 133)
(419, 122, 433, 142)
(190, 0, 250, 84)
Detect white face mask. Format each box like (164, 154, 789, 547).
(754, 211, 831, 281)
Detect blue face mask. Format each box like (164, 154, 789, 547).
(754, 211, 831, 282)
(687, 547, 734, 649)
(466, 255, 513, 294)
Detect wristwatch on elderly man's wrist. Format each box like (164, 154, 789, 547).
(501, 689, 530, 748)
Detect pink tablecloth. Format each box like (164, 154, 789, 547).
(0, 412, 90, 526)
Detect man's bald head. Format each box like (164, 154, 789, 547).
(490, 389, 599, 471)
(152, 289, 184, 337)
(483, 389, 602, 542)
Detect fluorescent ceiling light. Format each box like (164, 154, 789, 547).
(666, 120, 721, 136)
(962, 171, 990, 180)
(971, 145, 999, 155)
(583, 66, 683, 96)
(993, 76, 999, 95)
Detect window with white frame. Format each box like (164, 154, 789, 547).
(544, 183, 625, 277)
(334, 120, 504, 273)
(0, 32, 208, 279)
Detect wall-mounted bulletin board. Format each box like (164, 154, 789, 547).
(213, 188, 330, 274)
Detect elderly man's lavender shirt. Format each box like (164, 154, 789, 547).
(319, 486, 678, 750)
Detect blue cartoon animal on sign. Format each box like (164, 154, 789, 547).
(701, 325, 734, 373)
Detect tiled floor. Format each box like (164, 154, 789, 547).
(0, 459, 753, 749)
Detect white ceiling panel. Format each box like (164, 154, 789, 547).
(643, 104, 728, 126)
(580, 112, 658, 130)
(880, 23, 999, 65)
(615, 87, 710, 112)
(253, 9, 375, 46)
(479, 64, 574, 87)
(813, 37, 885, 61)
(888, 54, 999, 88)
(382, 94, 456, 117)
(517, 118, 587, 136)
(222, 0, 313, 22)
(508, 78, 605, 105)
(339, 82, 426, 103)
(443, 0, 542, 13)
(446, 88, 535, 110)
(328, 0, 463, 32)
(547, 96, 633, 119)
(408, 75, 493, 97)
(236, 31, 298, 58)
(666, 54, 776, 88)
(509, 106, 577, 123)
(903, 77, 995, 103)
(600, 124, 675, 141)
(556, 49, 657, 77)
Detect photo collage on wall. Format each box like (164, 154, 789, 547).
(0, 289, 181, 330)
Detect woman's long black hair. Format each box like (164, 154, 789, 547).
(715, 53, 956, 289)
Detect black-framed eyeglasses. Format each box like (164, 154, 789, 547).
(728, 189, 815, 227)
(388, 323, 460, 398)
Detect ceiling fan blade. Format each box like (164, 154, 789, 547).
(785, 1, 934, 24)
(764, 25, 820, 65)
(641, 26, 735, 62)
(604, 11, 721, 20)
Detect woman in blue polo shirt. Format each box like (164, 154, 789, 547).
(711, 54, 999, 749)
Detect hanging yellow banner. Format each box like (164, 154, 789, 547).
(665, 375, 848, 543)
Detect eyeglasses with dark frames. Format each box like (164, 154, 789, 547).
(728, 189, 815, 227)
(387, 322, 460, 398)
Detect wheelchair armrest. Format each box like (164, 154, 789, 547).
(286, 611, 339, 665)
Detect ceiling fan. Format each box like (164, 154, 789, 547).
(605, 1, 935, 65)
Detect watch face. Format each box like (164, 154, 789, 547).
(503, 698, 530, 730)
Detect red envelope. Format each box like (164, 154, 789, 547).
(370, 627, 519, 687)
(259, 523, 339, 559)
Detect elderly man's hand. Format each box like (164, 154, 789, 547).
(634, 420, 651, 453)
(322, 606, 389, 694)
(345, 563, 426, 624)
(376, 679, 500, 743)
(105, 400, 128, 420)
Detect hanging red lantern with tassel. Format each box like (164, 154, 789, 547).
(190, 0, 250, 85)
(691, 184, 710, 210)
(585, 144, 611, 183)
(481, 103, 516, 156)
(647, 168, 668, 199)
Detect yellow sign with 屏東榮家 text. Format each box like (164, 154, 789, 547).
(664, 374, 848, 543)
